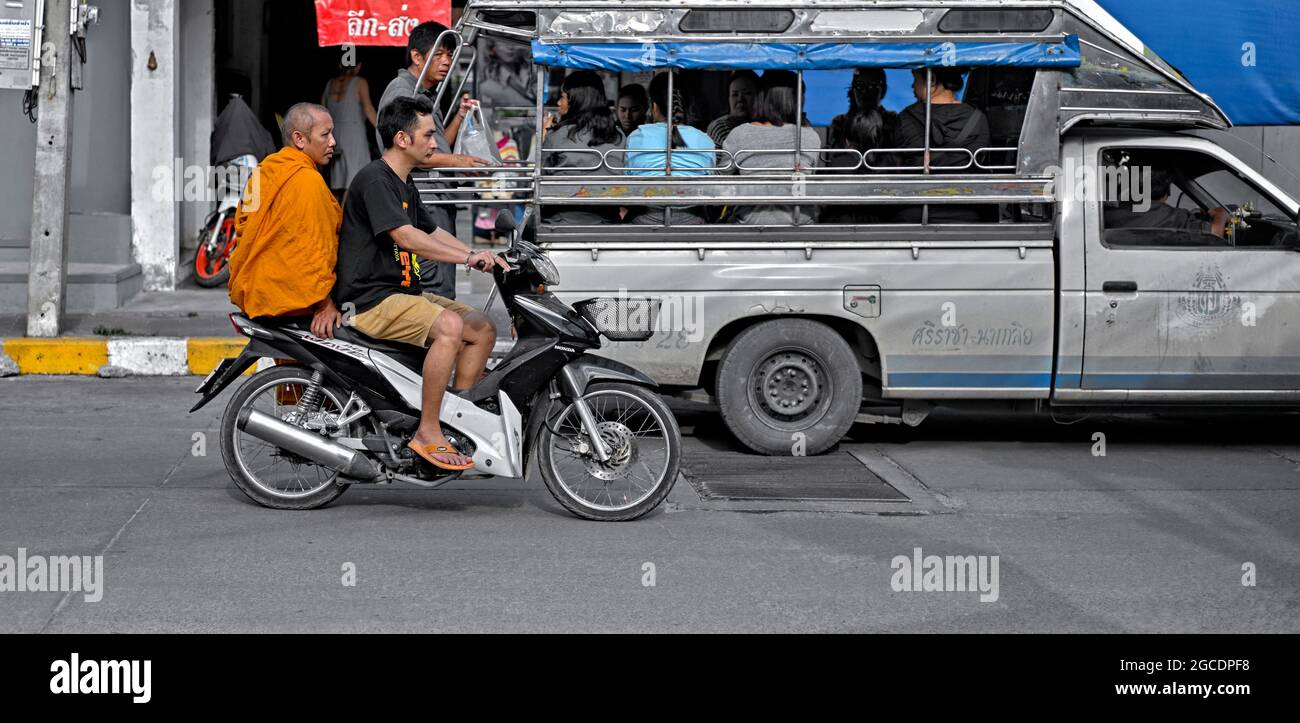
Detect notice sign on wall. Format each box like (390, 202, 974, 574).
(315, 1, 452, 47)
(0, 18, 33, 70)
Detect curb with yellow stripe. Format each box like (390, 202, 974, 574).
(0, 338, 252, 377)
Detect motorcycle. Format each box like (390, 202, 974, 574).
(191, 154, 257, 288)
(189, 239, 681, 521)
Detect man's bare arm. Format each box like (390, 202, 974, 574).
(418, 152, 490, 171)
(388, 224, 473, 264)
(1209, 208, 1230, 238)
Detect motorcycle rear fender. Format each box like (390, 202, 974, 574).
(188, 339, 277, 413)
(188, 327, 357, 412)
(564, 355, 658, 395)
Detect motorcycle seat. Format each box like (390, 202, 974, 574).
(259, 316, 427, 369)
(331, 326, 428, 362)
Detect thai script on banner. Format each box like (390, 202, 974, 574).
(315, 0, 451, 47)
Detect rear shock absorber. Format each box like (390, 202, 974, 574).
(296, 371, 327, 413)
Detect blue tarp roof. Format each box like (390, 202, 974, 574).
(1096, 0, 1300, 126)
(531, 1, 1297, 126)
(532, 38, 1081, 72)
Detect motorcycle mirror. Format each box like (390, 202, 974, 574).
(494, 212, 517, 235)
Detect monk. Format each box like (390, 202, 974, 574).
(228, 103, 346, 338)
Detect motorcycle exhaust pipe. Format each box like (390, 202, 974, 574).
(237, 408, 380, 480)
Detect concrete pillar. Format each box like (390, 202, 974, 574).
(27, 0, 76, 337)
(130, 0, 180, 291)
(179, 0, 215, 257)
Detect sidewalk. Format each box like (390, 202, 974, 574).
(0, 270, 508, 377)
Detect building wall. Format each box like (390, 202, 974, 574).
(0, 0, 131, 250)
(180, 0, 216, 253)
(1230, 127, 1300, 200)
(70, 0, 131, 217)
(0, 101, 36, 244)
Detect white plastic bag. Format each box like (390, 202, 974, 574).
(453, 104, 502, 165)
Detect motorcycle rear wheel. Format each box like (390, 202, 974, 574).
(220, 366, 356, 510)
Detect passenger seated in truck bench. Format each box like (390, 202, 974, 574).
(541, 71, 626, 225)
(721, 70, 822, 226)
(893, 68, 992, 224)
(825, 68, 898, 224)
(624, 73, 716, 226)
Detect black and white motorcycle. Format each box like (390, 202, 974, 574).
(190, 239, 680, 521)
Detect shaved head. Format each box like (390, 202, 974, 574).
(282, 103, 329, 147)
(281, 103, 336, 166)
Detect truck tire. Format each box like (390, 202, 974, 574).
(715, 319, 862, 456)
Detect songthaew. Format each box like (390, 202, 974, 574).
(430, 1, 1298, 458)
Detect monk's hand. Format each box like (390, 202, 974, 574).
(312, 299, 344, 339)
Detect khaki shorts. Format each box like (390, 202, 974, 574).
(349, 293, 476, 347)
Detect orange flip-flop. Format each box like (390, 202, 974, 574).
(408, 441, 475, 472)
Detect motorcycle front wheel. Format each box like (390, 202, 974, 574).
(537, 383, 681, 521)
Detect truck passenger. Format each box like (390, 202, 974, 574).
(721, 70, 822, 225)
(541, 71, 625, 225)
(616, 84, 650, 137)
(893, 68, 992, 223)
(706, 70, 761, 147)
(624, 73, 716, 226)
(825, 68, 898, 223)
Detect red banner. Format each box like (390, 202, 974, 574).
(314, 0, 452, 47)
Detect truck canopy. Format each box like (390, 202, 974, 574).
(466, 0, 1233, 130)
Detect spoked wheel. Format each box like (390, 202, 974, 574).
(193, 212, 236, 288)
(219, 366, 356, 510)
(537, 383, 681, 521)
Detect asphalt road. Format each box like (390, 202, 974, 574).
(1, 376, 1298, 633)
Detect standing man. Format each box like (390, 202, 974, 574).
(376, 20, 490, 300)
(335, 96, 505, 472)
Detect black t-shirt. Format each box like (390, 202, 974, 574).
(333, 159, 439, 313)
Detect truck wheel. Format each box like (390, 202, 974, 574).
(715, 319, 862, 456)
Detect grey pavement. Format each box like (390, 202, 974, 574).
(1, 376, 1297, 633)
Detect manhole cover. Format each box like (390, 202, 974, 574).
(681, 443, 909, 502)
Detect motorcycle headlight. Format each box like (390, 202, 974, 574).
(532, 252, 560, 287)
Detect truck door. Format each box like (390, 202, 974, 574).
(1080, 137, 1300, 399)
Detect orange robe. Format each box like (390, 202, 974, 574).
(228, 147, 342, 318)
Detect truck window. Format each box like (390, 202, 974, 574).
(938, 8, 1056, 33)
(679, 10, 796, 34)
(1100, 147, 1298, 250)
